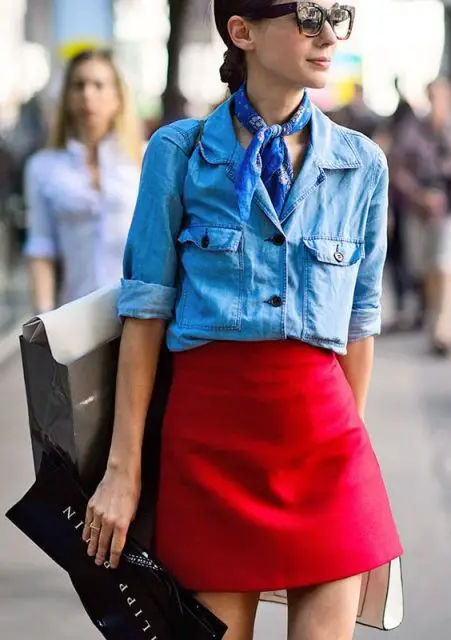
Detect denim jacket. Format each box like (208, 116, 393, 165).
(118, 98, 388, 355)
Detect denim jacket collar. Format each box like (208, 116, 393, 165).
(200, 99, 242, 166)
(200, 96, 362, 172)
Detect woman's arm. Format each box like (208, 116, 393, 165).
(24, 155, 58, 312)
(29, 258, 56, 313)
(108, 317, 166, 471)
(83, 317, 165, 568)
(344, 150, 388, 419)
(338, 337, 374, 420)
(348, 151, 388, 340)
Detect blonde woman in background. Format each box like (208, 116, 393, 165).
(24, 49, 143, 312)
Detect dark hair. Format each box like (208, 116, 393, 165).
(214, 0, 275, 93)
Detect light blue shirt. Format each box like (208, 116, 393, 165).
(118, 98, 389, 355)
(25, 136, 141, 305)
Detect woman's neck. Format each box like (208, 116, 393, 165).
(245, 76, 305, 126)
(75, 124, 111, 150)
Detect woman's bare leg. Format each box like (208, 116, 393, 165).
(195, 591, 260, 640)
(287, 575, 362, 640)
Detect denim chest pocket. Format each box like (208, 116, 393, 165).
(176, 225, 244, 331)
(302, 238, 364, 343)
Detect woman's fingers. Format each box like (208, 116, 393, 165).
(84, 508, 128, 568)
(83, 474, 140, 569)
(95, 519, 115, 566)
(109, 524, 128, 569)
(87, 516, 103, 557)
(82, 503, 94, 542)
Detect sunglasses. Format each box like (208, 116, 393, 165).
(245, 2, 355, 41)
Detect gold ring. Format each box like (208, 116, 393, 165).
(89, 524, 101, 532)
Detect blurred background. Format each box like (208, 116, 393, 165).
(1, 1, 451, 639)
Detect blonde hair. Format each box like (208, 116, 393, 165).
(49, 49, 143, 166)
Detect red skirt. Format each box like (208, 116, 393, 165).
(154, 340, 402, 592)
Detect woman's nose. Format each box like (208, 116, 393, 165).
(317, 21, 337, 47)
(82, 83, 96, 102)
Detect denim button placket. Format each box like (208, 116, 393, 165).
(268, 296, 282, 308)
(272, 234, 285, 247)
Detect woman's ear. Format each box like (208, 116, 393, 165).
(227, 16, 257, 53)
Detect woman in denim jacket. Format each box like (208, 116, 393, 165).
(85, 2, 402, 638)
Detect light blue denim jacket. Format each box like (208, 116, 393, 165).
(118, 98, 388, 355)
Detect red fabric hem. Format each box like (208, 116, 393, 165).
(176, 550, 404, 594)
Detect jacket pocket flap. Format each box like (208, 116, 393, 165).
(303, 238, 364, 266)
(178, 226, 243, 252)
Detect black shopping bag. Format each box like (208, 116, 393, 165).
(19, 285, 171, 549)
(10, 285, 228, 638)
(6, 449, 227, 640)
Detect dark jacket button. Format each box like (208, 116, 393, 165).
(272, 234, 285, 246)
(268, 295, 283, 308)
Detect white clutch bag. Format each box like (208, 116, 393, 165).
(260, 557, 404, 631)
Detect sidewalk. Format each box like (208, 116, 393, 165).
(0, 207, 31, 337)
(0, 259, 30, 327)
(0, 255, 31, 365)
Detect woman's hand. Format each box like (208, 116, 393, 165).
(82, 465, 141, 569)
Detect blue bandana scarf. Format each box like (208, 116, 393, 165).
(234, 84, 312, 221)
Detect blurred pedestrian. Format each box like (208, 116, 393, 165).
(84, 2, 402, 639)
(378, 79, 423, 332)
(329, 82, 380, 138)
(390, 77, 451, 354)
(24, 49, 143, 312)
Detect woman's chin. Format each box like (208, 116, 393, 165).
(304, 73, 329, 90)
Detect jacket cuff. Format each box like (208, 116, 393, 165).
(24, 237, 57, 258)
(348, 308, 382, 343)
(118, 279, 176, 320)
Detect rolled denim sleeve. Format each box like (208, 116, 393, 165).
(24, 155, 58, 259)
(118, 126, 189, 320)
(348, 152, 389, 343)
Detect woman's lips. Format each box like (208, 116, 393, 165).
(82, 108, 98, 118)
(307, 58, 331, 70)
